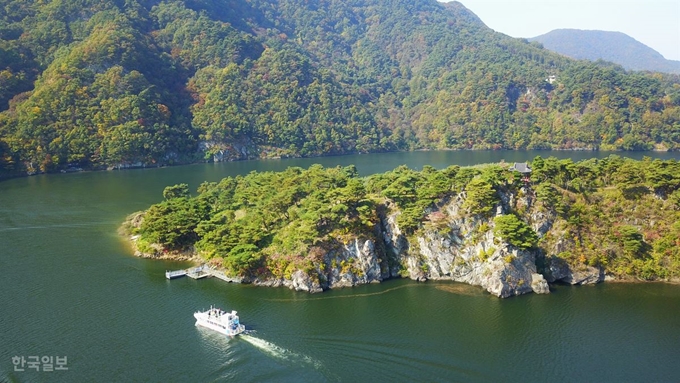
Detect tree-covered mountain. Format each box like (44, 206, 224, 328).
(531, 29, 680, 74)
(1, 0, 680, 176)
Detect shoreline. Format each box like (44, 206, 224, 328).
(3, 147, 678, 182)
(123, 231, 680, 293)
(127, 234, 204, 263)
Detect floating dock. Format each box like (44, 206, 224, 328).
(166, 265, 222, 280)
(206, 268, 240, 282)
(187, 265, 210, 279)
(165, 269, 187, 279)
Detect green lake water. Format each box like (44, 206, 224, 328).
(1, 150, 679, 382)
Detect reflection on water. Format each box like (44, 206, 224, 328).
(434, 282, 490, 296)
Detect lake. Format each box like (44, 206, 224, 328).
(1, 150, 679, 382)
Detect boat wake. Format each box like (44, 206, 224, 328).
(240, 334, 323, 370)
(240, 334, 288, 359)
(264, 282, 421, 302)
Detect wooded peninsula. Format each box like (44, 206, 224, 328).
(122, 156, 680, 296)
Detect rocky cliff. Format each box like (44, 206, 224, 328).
(376, 191, 551, 297)
(272, 185, 614, 297)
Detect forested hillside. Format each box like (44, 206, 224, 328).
(1, 0, 680, 176)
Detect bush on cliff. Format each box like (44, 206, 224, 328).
(493, 214, 538, 250)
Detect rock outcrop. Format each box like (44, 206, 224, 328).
(545, 256, 604, 285)
(379, 193, 551, 298)
(248, 237, 386, 293)
(323, 238, 385, 287)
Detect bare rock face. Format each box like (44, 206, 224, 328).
(381, 193, 550, 298)
(545, 256, 604, 285)
(351, 239, 383, 283)
(531, 273, 550, 294)
(531, 210, 555, 237)
(480, 247, 543, 298)
(563, 265, 604, 285)
(381, 209, 410, 278)
(289, 270, 323, 293)
(322, 238, 384, 289)
(546, 256, 571, 283)
(271, 237, 384, 293)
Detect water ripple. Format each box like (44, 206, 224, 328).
(0, 221, 118, 232)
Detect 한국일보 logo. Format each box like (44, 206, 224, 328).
(11, 355, 68, 372)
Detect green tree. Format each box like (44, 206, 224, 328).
(224, 244, 262, 275)
(493, 214, 538, 250)
(163, 183, 190, 200)
(463, 178, 498, 216)
(139, 198, 206, 250)
(615, 225, 647, 258)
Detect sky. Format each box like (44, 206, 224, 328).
(451, 0, 680, 61)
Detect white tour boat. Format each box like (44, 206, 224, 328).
(194, 306, 245, 337)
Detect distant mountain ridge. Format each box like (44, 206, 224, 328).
(530, 29, 680, 74)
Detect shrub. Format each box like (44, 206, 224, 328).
(463, 178, 498, 216)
